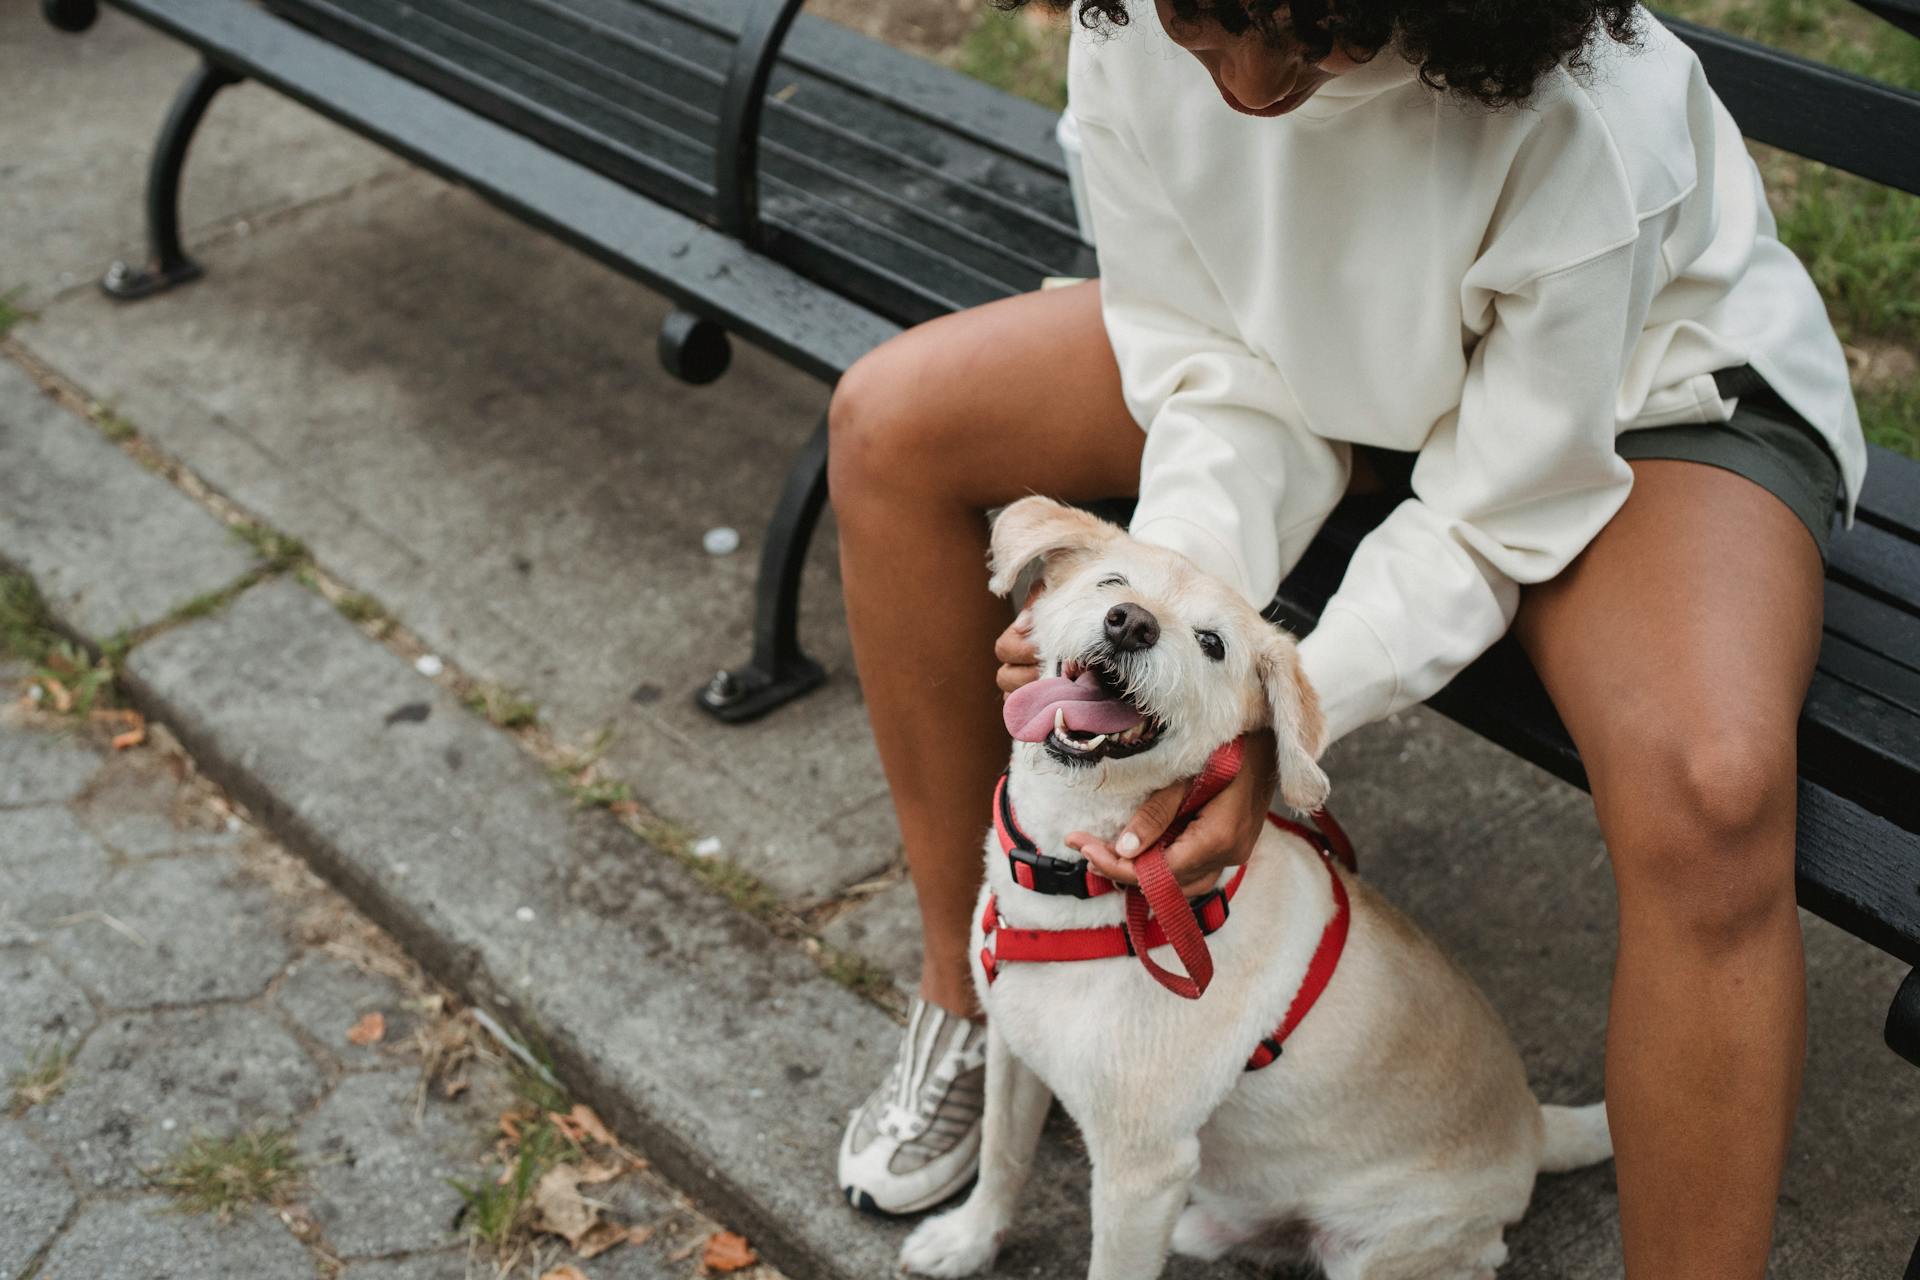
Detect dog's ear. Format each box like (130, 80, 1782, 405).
(1257, 635, 1330, 811)
(987, 497, 1118, 597)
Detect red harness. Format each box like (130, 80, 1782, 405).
(981, 739, 1356, 1071)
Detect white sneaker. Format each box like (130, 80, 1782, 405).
(838, 997, 986, 1216)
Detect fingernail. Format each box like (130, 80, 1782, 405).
(1014, 609, 1033, 633)
(1116, 831, 1140, 856)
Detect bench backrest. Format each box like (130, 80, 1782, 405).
(1658, 0, 1920, 196)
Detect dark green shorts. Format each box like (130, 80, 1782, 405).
(1361, 365, 1843, 561)
(1615, 365, 1842, 560)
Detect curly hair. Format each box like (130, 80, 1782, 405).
(1004, 0, 1642, 107)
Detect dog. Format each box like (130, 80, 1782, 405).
(897, 496, 1610, 1280)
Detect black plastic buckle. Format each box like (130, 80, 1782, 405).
(1007, 845, 1099, 898)
(1190, 886, 1230, 934)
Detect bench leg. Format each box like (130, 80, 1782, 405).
(42, 0, 98, 32)
(101, 58, 243, 302)
(1888, 967, 1920, 1069)
(694, 413, 829, 723)
(1907, 1232, 1919, 1280)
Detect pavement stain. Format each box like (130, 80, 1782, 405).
(0, 675, 786, 1280)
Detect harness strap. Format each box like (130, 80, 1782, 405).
(981, 827, 1351, 1072)
(1243, 851, 1350, 1070)
(981, 863, 1247, 972)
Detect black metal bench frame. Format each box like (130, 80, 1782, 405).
(43, 0, 1920, 1266)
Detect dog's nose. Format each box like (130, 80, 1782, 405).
(1103, 603, 1160, 652)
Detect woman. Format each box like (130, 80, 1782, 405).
(828, 0, 1864, 1273)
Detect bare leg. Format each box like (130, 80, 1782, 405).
(1516, 459, 1822, 1279)
(829, 282, 1141, 1015)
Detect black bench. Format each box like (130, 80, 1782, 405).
(44, 0, 1920, 1263)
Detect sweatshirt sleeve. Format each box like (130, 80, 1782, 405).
(1295, 240, 1659, 743)
(1074, 109, 1352, 608)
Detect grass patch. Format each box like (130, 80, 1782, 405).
(1860, 379, 1920, 459)
(230, 521, 309, 574)
(951, 9, 1068, 111)
(151, 1128, 301, 1219)
(449, 1062, 586, 1256)
(821, 948, 901, 1004)
(465, 683, 540, 730)
(8, 1042, 75, 1116)
(451, 1119, 566, 1249)
(563, 775, 632, 809)
(1, 576, 127, 715)
(1766, 158, 1920, 348)
(168, 587, 238, 624)
(334, 591, 387, 625)
(1662, 0, 1920, 91)
(0, 287, 31, 338)
(95, 408, 137, 443)
(34, 640, 121, 717)
(0, 573, 58, 666)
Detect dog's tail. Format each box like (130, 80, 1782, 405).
(1537, 1102, 1612, 1174)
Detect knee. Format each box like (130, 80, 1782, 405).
(1601, 719, 1798, 948)
(828, 340, 933, 514)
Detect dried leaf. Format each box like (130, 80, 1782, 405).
(569, 1104, 618, 1148)
(44, 679, 73, 714)
(548, 1109, 588, 1144)
(702, 1230, 757, 1273)
(627, 1225, 656, 1245)
(539, 1268, 588, 1280)
(530, 1165, 597, 1246)
(345, 1011, 386, 1045)
(573, 1158, 624, 1185)
(498, 1111, 523, 1142)
(442, 1077, 469, 1100)
(608, 799, 641, 818)
(110, 723, 147, 751)
(576, 1219, 629, 1259)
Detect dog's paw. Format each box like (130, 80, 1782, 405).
(1170, 1203, 1246, 1261)
(899, 1208, 1001, 1277)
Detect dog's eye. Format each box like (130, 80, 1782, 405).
(1098, 574, 1128, 588)
(1195, 630, 1225, 661)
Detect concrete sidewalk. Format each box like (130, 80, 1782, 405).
(2, 5, 1916, 1277)
(0, 680, 787, 1279)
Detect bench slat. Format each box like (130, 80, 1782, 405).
(1661, 14, 1920, 196)
(1825, 582, 1920, 683)
(1859, 442, 1920, 540)
(1796, 783, 1920, 966)
(265, 0, 1084, 323)
(105, 0, 900, 383)
(643, 0, 1070, 178)
(1829, 518, 1920, 618)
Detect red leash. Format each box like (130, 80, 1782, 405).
(1121, 738, 1245, 999)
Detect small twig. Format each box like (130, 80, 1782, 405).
(468, 1007, 561, 1090)
(47, 910, 149, 946)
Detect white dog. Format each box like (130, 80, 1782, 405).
(898, 497, 1610, 1280)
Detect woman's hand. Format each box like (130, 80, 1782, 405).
(1067, 730, 1277, 897)
(994, 582, 1045, 695)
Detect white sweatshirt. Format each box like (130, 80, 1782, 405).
(1069, 11, 1866, 745)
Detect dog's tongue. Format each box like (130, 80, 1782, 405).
(1004, 671, 1143, 743)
